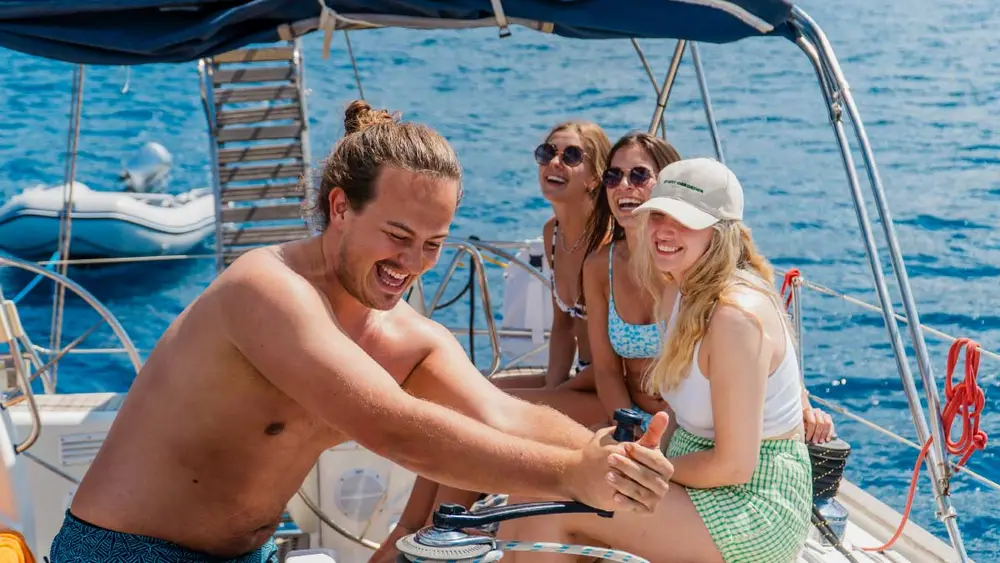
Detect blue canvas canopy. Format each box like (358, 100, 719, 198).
(0, 0, 794, 65)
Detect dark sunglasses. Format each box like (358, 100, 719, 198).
(534, 143, 586, 167)
(602, 166, 655, 189)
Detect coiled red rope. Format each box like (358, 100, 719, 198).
(862, 337, 988, 552)
(778, 267, 987, 552)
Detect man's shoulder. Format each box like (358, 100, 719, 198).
(383, 299, 455, 350)
(220, 246, 309, 294)
(212, 246, 328, 325)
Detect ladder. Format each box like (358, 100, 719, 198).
(198, 40, 314, 273)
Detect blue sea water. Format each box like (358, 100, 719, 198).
(1, 0, 999, 559)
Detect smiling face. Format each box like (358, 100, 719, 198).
(603, 144, 659, 231)
(537, 130, 595, 204)
(328, 166, 457, 310)
(645, 211, 715, 281)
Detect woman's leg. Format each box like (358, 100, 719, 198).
(492, 374, 548, 389)
(558, 365, 595, 392)
(506, 388, 607, 428)
(492, 367, 595, 392)
(500, 484, 723, 563)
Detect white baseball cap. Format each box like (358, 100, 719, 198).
(634, 157, 744, 230)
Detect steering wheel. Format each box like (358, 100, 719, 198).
(0, 253, 141, 453)
(395, 409, 650, 563)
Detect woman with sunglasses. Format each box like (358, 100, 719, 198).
(580, 132, 682, 432)
(496, 120, 612, 397)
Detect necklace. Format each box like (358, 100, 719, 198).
(558, 226, 586, 253)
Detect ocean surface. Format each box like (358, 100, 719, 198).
(1, 0, 998, 559)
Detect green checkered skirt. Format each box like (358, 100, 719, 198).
(667, 427, 812, 562)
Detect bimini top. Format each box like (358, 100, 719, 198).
(0, 0, 794, 66)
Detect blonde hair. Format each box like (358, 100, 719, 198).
(631, 217, 791, 395)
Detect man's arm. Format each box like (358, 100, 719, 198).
(217, 256, 580, 500)
(403, 319, 594, 450)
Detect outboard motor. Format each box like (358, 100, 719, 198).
(120, 141, 173, 193)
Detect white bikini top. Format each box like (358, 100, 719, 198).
(659, 282, 803, 440)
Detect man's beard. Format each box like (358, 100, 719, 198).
(334, 235, 398, 311)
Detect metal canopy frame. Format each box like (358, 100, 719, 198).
(629, 10, 971, 559)
(784, 9, 968, 560)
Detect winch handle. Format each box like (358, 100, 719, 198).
(611, 407, 644, 443)
(429, 408, 642, 530)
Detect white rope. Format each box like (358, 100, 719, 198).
(497, 540, 650, 563)
(317, 0, 336, 59)
(11, 252, 997, 376)
(776, 268, 1000, 377)
(399, 539, 649, 563)
(314, 1, 378, 59)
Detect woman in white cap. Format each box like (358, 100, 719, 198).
(502, 158, 813, 563)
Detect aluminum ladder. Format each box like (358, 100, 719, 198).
(198, 40, 314, 272)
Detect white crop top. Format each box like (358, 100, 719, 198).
(659, 288, 804, 440)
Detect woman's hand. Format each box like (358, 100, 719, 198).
(802, 406, 835, 444)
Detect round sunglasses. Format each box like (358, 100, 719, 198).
(534, 143, 586, 167)
(601, 166, 655, 189)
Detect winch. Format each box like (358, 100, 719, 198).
(395, 408, 650, 563)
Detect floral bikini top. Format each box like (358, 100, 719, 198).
(606, 241, 661, 359)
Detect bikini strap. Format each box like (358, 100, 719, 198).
(549, 220, 558, 271)
(607, 240, 616, 293)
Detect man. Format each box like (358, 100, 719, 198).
(48, 102, 673, 563)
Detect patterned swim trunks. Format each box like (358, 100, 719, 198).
(48, 511, 278, 563)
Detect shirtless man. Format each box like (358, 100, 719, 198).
(47, 101, 673, 563)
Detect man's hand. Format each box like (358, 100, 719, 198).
(803, 406, 835, 444)
(566, 412, 673, 513)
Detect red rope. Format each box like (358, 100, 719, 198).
(780, 268, 801, 311)
(777, 267, 987, 551)
(942, 338, 988, 467)
(862, 338, 988, 552)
